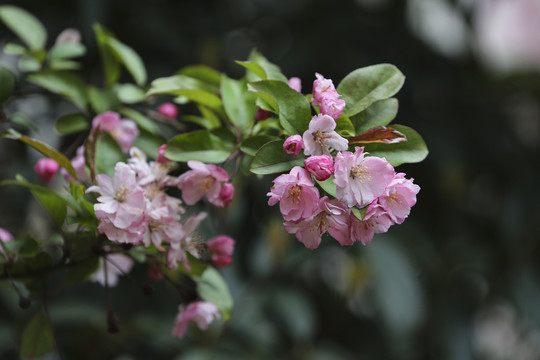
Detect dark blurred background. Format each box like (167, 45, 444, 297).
(2, 0, 540, 359)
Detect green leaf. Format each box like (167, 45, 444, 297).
(0, 5, 47, 50)
(177, 64, 221, 88)
(235, 61, 267, 80)
(48, 43, 86, 60)
(351, 98, 399, 134)
(335, 113, 355, 137)
(221, 74, 256, 132)
(95, 132, 125, 177)
(88, 86, 120, 114)
(248, 80, 311, 135)
(197, 105, 221, 129)
(10, 113, 38, 132)
(0, 178, 67, 225)
(351, 206, 367, 221)
(18, 56, 40, 72)
(48, 59, 81, 71)
(246, 50, 288, 82)
(195, 267, 233, 321)
(250, 140, 305, 175)
(19, 310, 54, 358)
(114, 83, 145, 104)
(316, 175, 336, 198)
(3, 237, 39, 257)
(93, 24, 121, 87)
(337, 64, 405, 117)
(0, 129, 78, 180)
(119, 107, 159, 135)
(132, 129, 165, 158)
(27, 70, 87, 109)
(54, 113, 89, 135)
(105, 37, 147, 86)
(240, 135, 276, 156)
(3, 42, 26, 55)
(364, 125, 428, 166)
(147, 75, 223, 111)
(0, 65, 16, 103)
(166, 130, 233, 163)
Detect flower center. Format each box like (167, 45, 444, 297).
(200, 177, 215, 192)
(312, 130, 329, 146)
(349, 163, 371, 183)
(310, 212, 329, 235)
(387, 191, 403, 205)
(287, 185, 302, 204)
(114, 187, 127, 202)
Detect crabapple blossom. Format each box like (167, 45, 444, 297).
(34, 158, 59, 184)
(283, 135, 304, 156)
(177, 161, 231, 207)
(156, 144, 171, 164)
(334, 147, 395, 207)
(0, 227, 13, 255)
(207, 235, 235, 267)
(304, 155, 334, 181)
(267, 166, 320, 222)
(157, 102, 178, 119)
(288, 77, 302, 93)
(376, 172, 420, 224)
(167, 212, 207, 270)
(213, 182, 234, 207)
(91, 111, 139, 153)
(302, 114, 348, 156)
(86, 162, 146, 230)
(349, 204, 394, 246)
(91, 253, 134, 287)
(284, 196, 352, 249)
(311, 73, 346, 119)
(172, 301, 220, 338)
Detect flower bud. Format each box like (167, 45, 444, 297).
(283, 135, 304, 156)
(304, 155, 334, 181)
(217, 182, 234, 207)
(157, 102, 178, 119)
(255, 107, 272, 121)
(207, 235, 235, 267)
(34, 158, 60, 184)
(156, 144, 171, 164)
(288, 77, 302, 93)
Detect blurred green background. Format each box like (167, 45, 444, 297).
(1, 0, 540, 359)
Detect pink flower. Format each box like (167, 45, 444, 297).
(91, 253, 134, 287)
(304, 155, 334, 181)
(377, 173, 420, 224)
(350, 204, 394, 245)
(302, 114, 348, 156)
(141, 195, 184, 249)
(0, 227, 13, 255)
(87, 162, 146, 230)
(70, 145, 90, 183)
(283, 135, 304, 156)
(34, 158, 59, 184)
(156, 144, 171, 164)
(92, 111, 120, 132)
(284, 197, 352, 249)
(319, 96, 346, 120)
(172, 301, 220, 338)
(91, 111, 139, 153)
(334, 147, 395, 207)
(267, 166, 320, 222)
(157, 102, 178, 119)
(207, 235, 235, 267)
(288, 77, 302, 93)
(312, 73, 346, 119)
(167, 212, 207, 270)
(212, 182, 234, 207)
(177, 161, 230, 206)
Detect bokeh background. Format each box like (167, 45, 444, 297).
(1, 0, 540, 359)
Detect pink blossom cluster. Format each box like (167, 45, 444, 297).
(311, 73, 346, 119)
(274, 74, 420, 249)
(172, 300, 220, 338)
(86, 147, 236, 271)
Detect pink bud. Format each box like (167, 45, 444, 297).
(288, 77, 302, 93)
(34, 158, 60, 184)
(283, 135, 304, 156)
(92, 111, 121, 132)
(304, 155, 334, 181)
(217, 182, 234, 207)
(255, 107, 272, 121)
(156, 144, 171, 164)
(207, 235, 235, 267)
(157, 102, 178, 119)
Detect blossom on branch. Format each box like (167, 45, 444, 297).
(302, 114, 348, 156)
(177, 161, 232, 207)
(172, 301, 220, 338)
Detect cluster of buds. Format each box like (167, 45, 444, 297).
(270, 74, 420, 249)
